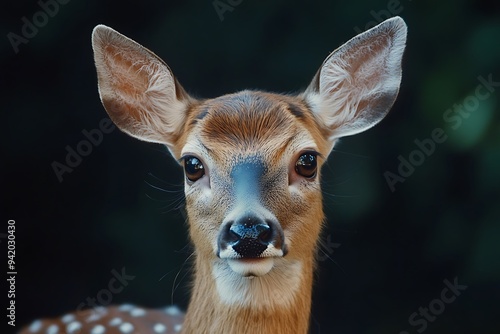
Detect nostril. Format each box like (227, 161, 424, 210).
(225, 222, 240, 243)
(258, 225, 272, 244)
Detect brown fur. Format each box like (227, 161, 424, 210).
(183, 255, 315, 334)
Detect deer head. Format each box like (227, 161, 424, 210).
(89, 17, 407, 333)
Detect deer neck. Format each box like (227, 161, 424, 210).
(182, 253, 315, 334)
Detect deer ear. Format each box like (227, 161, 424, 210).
(91, 25, 193, 147)
(304, 17, 407, 141)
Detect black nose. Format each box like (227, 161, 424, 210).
(219, 215, 276, 258)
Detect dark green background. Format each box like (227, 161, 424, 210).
(2, 0, 499, 333)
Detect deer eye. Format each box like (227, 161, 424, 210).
(183, 156, 205, 182)
(295, 153, 317, 179)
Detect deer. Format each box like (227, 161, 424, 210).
(21, 16, 407, 334)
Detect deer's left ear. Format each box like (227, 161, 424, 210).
(304, 17, 407, 141)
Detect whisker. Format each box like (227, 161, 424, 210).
(144, 180, 183, 193)
(148, 172, 184, 186)
(171, 251, 195, 305)
(318, 248, 348, 276)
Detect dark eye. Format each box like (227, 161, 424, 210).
(295, 153, 317, 179)
(183, 156, 205, 182)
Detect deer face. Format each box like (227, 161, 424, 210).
(177, 91, 329, 277)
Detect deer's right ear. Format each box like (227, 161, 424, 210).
(92, 25, 193, 147)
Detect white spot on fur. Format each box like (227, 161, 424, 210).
(153, 323, 167, 333)
(94, 306, 106, 314)
(108, 317, 122, 326)
(86, 311, 103, 323)
(118, 304, 134, 311)
(130, 307, 146, 317)
(164, 306, 181, 316)
(91, 324, 106, 334)
(67, 321, 82, 333)
(119, 322, 134, 333)
(46, 324, 58, 334)
(29, 320, 42, 332)
(61, 314, 75, 324)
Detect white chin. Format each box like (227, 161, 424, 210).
(227, 258, 274, 277)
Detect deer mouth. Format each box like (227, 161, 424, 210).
(218, 242, 286, 277)
(218, 240, 286, 273)
(226, 257, 275, 277)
